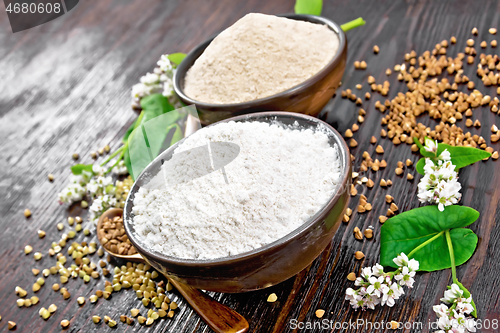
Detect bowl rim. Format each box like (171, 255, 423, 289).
(172, 13, 347, 109)
(124, 111, 351, 267)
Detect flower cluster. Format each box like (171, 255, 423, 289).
(57, 171, 92, 204)
(131, 54, 181, 110)
(433, 284, 476, 333)
(86, 166, 113, 195)
(417, 139, 462, 211)
(345, 253, 419, 310)
(112, 160, 128, 176)
(58, 160, 134, 223)
(89, 194, 117, 223)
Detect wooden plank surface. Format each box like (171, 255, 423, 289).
(1, 0, 500, 332)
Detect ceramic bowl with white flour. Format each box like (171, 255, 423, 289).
(124, 112, 351, 293)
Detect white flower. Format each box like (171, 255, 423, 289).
(417, 149, 462, 211)
(453, 310, 467, 326)
(394, 266, 416, 288)
(58, 171, 93, 204)
(86, 181, 99, 194)
(366, 276, 389, 297)
(71, 170, 92, 184)
(345, 254, 418, 311)
(345, 288, 363, 309)
(131, 83, 150, 98)
(90, 198, 103, 212)
(439, 149, 451, 161)
(130, 53, 182, 108)
(86, 176, 113, 196)
(464, 319, 477, 332)
(361, 267, 372, 280)
(441, 284, 463, 304)
(372, 263, 385, 277)
(457, 298, 474, 315)
(157, 55, 174, 73)
(363, 294, 379, 310)
(433, 284, 476, 333)
(354, 277, 363, 287)
(424, 137, 438, 153)
(58, 183, 86, 204)
(381, 282, 403, 307)
(393, 253, 409, 267)
(98, 176, 113, 187)
(437, 315, 453, 330)
(407, 258, 419, 272)
(140, 72, 160, 85)
(92, 165, 104, 175)
(433, 304, 450, 318)
(162, 79, 174, 97)
(112, 160, 128, 175)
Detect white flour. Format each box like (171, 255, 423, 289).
(184, 13, 340, 104)
(132, 121, 342, 260)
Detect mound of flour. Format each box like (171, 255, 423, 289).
(184, 13, 340, 104)
(132, 121, 342, 260)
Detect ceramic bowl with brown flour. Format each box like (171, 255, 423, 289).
(173, 13, 347, 125)
(124, 112, 351, 293)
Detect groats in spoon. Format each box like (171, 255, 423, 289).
(97, 208, 249, 333)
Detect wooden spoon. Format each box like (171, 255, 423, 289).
(97, 208, 249, 333)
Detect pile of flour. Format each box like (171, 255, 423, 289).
(132, 121, 343, 260)
(184, 13, 340, 104)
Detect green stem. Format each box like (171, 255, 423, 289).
(413, 137, 424, 149)
(100, 146, 124, 167)
(101, 110, 145, 174)
(341, 17, 366, 32)
(134, 111, 145, 130)
(407, 230, 445, 259)
(445, 230, 458, 284)
(104, 150, 125, 175)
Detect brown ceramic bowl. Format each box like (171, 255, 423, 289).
(123, 112, 351, 293)
(173, 14, 347, 125)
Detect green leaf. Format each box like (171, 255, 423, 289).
(437, 144, 491, 170)
(168, 124, 183, 146)
(416, 158, 425, 175)
(419, 147, 436, 158)
(140, 94, 175, 122)
(124, 125, 152, 180)
(294, 0, 322, 15)
(71, 164, 94, 175)
(123, 119, 137, 143)
(124, 94, 184, 180)
(124, 149, 133, 180)
(455, 281, 477, 318)
(380, 205, 479, 271)
(167, 53, 186, 66)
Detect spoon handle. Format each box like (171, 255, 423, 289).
(168, 278, 249, 333)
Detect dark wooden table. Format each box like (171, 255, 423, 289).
(1, 0, 500, 332)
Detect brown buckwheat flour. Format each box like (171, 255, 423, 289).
(184, 13, 339, 104)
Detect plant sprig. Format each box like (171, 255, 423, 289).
(380, 205, 479, 272)
(294, 0, 365, 32)
(69, 94, 184, 180)
(381, 205, 479, 318)
(414, 137, 491, 174)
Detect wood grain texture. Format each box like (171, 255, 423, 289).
(1, 0, 500, 332)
